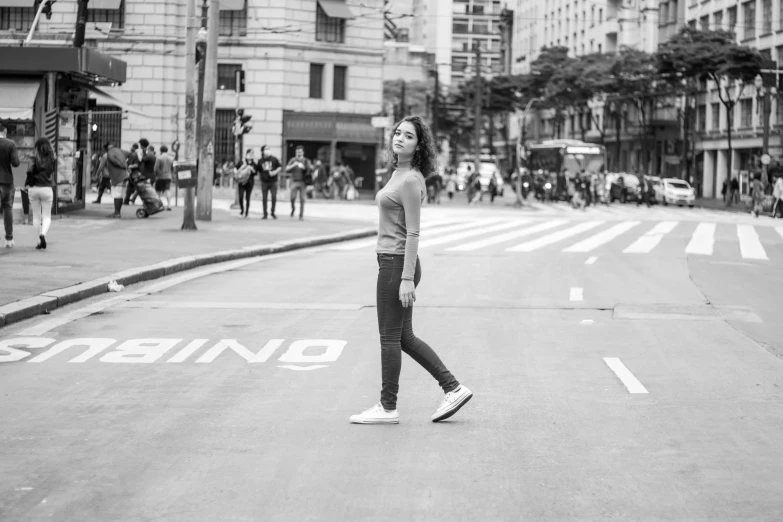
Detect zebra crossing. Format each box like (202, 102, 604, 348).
(333, 218, 783, 261)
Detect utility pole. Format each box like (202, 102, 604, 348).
(196, 0, 219, 221)
(431, 68, 440, 152)
(400, 79, 407, 120)
(181, 0, 198, 230)
(473, 43, 482, 176)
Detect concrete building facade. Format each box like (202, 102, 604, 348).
(676, 0, 783, 199)
(0, 0, 385, 185)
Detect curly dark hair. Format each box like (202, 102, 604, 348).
(387, 115, 439, 178)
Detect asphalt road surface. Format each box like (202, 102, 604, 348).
(2, 203, 782, 521)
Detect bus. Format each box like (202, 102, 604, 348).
(524, 139, 606, 178)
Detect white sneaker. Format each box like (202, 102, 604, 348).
(349, 403, 399, 424)
(4, 239, 14, 248)
(431, 385, 473, 422)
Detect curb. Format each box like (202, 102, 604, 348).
(0, 227, 377, 329)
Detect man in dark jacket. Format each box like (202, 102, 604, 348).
(104, 142, 129, 218)
(0, 123, 21, 247)
(258, 145, 281, 219)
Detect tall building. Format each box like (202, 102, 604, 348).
(0, 0, 385, 189)
(677, 0, 783, 199)
(450, 0, 504, 85)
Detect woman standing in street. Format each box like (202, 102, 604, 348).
(350, 116, 473, 425)
(25, 137, 55, 249)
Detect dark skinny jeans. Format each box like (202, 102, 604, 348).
(376, 254, 459, 410)
(238, 179, 254, 215)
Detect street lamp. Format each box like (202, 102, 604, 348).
(513, 97, 541, 207)
(755, 73, 776, 188)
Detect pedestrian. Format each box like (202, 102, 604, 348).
(349, 115, 472, 425)
(24, 137, 55, 250)
(721, 180, 728, 205)
(141, 144, 156, 184)
(445, 168, 456, 200)
(729, 177, 740, 206)
(124, 143, 141, 205)
(154, 145, 174, 211)
(637, 173, 651, 208)
(750, 173, 765, 218)
(258, 145, 281, 219)
(772, 175, 783, 218)
(465, 164, 475, 204)
(312, 158, 330, 199)
(0, 122, 21, 248)
(285, 145, 311, 220)
(235, 148, 257, 218)
(104, 141, 129, 219)
(92, 149, 112, 205)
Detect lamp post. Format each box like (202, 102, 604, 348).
(755, 73, 776, 189)
(513, 97, 541, 207)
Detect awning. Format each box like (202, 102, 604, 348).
(318, 0, 355, 19)
(0, 78, 41, 121)
(0, 47, 126, 84)
(220, 0, 245, 10)
(88, 0, 122, 9)
(0, 0, 34, 7)
(82, 84, 149, 118)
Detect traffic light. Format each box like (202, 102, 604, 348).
(236, 69, 245, 93)
(234, 108, 252, 136)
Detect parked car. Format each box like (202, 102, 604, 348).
(609, 173, 641, 203)
(660, 178, 695, 207)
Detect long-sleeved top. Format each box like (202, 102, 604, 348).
(154, 153, 174, 181)
(25, 156, 55, 187)
(106, 147, 129, 185)
(375, 170, 426, 281)
(286, 157, 311, 183)
(774, 178, 783, 199)
(0, 137, 20, 185)
(141, 152, 157, 181)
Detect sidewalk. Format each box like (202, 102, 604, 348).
(0, 199, 376, 327)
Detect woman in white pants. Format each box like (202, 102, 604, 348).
(25, 138, 55, 250)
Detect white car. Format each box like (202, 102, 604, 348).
(660, 178, 695, 207)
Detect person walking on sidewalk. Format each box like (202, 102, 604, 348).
(0, 123, 20, 248)
(24, 137, 55, 250)
(286, 146, 311, 220)
(154, 145, 174, 211)
(105, 142, 129, 218)
(124, 143, 142, 205)
(750, 173, 765, 218)
(92, 150, 112, 205)
(350, 115, 473, 425)
(772, 175, 783, 218)
(259, 145, 281, 219)
(235, 148, 258, 218)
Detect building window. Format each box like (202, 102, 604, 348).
(220, 1, 247, 37)
(316, 3, 345, 43)
(743, 1, 755, 40)
(472, 20, 489, 34)
(453, 18, 469, 34)
(700, 16, 709, 31)
(471, 3, 484, 15)
(712, 103, 720, 130)
(762, 0, 772, 34)
(713, 11, 723, 30)
(698, 104, 706, 131)
(215, 109, 236, 165)
(309, 63, 324, 99)
(0, 7, 36, 31)
(740, 98, 753, 127)
(218, 64, 242, 91)
(728, 6, 737, 33)
(87, 0, 125, 29)
(333, 65, 347, 100)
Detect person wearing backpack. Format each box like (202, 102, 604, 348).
(235, 148, 258, 218)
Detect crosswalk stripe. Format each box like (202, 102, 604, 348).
(563, 221, 641, 253)
(330, 218, 494, 251)
(445, 220, 568, 252)
(419, 219, 531, 248)
(737, 225, 768, 260)
(623, 221, 679, 254)
(506, 221, 604, 252)
(685, 222, 715, 255)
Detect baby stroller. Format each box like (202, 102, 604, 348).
(130, 172, 165, 218)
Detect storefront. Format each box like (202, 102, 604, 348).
(282, 111, 382, 193)
(0, 46, 127, 213)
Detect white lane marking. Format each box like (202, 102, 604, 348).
(737, 225, 768, 260)
(445, 220, 568, 251)
(506, 221, 605, 252)
(118, 301, 364, 311)
(776, 227, 783, 240)
(167, 339, 209, 363)
(330, 218, 501, 250)
(580, 319, 594, 325)
(603, 357, 649, 394)
(623, 221, 679, 254)
(419, 219, 531, 248)
(685, 222, 716, 256)
(569, 287, 583, 301)
(278, 365, 328, 371)
(14, 248, 328, 337)
(585, 256, 598, 265)
(563, 221, 641, 253)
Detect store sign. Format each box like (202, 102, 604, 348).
(0, 337, 347, 370)
(566, 146, 602, 155)
(371, 116, 393, 129)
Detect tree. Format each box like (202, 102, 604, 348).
(383, 79, 431, 122)
(529, 46, 571, 138)
(658, 28, 765, 182)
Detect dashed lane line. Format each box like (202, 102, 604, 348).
(685, 222, 716, 256)
(569, 287, 583, 302)
(603, 357, 649, 394)
(737, 224, 768, 260)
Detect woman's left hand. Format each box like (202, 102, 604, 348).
(399, 279, 416, 308)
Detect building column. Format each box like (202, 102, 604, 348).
(716, 148, 729, 199)
(703, 150, 714, 199)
